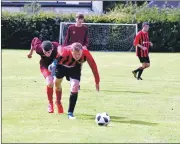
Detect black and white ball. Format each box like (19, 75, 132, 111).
(95, 112, 110, 126)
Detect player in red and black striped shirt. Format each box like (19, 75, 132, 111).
(54, 43, 100, 119)
(132, 22, 153, 80)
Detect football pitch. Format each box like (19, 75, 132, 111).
(2, 50, 180, 143)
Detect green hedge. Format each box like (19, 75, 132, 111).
(2, 6, 180, 52)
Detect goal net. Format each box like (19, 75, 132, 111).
(59, 22, 138, 51)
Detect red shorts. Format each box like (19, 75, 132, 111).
(40, 67, 51, 78)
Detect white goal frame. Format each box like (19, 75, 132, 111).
(59, 22, 138, 50)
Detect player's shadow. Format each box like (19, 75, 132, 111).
(147, 79, 180, 83)
(101, 90, 151, 94)
(81, 89, 151, 94)
(78, 114, 158, 126)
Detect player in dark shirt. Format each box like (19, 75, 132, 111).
(63, 13, 89, 49)
(54, 43, 100, 119)
(27, 37, 63, 114)
(132, 22, 153, 80)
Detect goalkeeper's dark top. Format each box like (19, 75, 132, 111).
(63, 24, 89, 47)
(134, 30, 150, 57)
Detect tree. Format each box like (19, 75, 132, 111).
(23, 1, 41, 14)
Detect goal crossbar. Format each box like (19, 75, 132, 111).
(59, 22, 138, 51)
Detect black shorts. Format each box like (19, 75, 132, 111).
(55, 64, 81, 81)
(138, 56, 150, 63)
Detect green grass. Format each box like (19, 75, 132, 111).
(2, 50, 180, 143)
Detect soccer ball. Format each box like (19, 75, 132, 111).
(95, 112, 110, 126)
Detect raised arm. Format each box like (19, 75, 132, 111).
(27, 37, 42, 58)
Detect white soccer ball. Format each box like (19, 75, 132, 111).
(95, 112, 110, 126)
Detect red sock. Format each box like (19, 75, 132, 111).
(56, 89, 62, 104)
(47, 86, 53, 103)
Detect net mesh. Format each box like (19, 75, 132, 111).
(59, 22, 137, 51)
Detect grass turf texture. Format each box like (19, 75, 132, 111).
(2, 50, 180, 143)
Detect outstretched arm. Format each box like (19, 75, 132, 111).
(27, 44, 34, 58)
(85, 49, 100, 91)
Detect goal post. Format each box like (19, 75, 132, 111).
(59, 22, 138, 51)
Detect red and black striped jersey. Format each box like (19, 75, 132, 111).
(56, 47, 100, 84)
(134, 30, 150, 57)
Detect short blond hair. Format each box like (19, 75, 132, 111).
(71, 42, 83, 51)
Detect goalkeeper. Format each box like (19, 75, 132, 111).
(63, 13, 89, 49)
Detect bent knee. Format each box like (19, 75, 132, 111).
(70, 79, 80, 93)
(56, 85, 62, 91)
(142, 63, 146, 69)
(46, 76, 54, 88)
(54, 78, 62, 91)
(47, 83, 53, 88)
(146, 63, 150, 68)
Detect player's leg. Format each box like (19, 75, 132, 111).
(137, 57, 150, 80)
(146, 63, 150, 68)
(54, 64, 66, 114)
(68, 78, 80, 119)
(54, 77, 64, 114)
(137, 62, 146, 80)
(145, 57, 150, 68)
(41, 67, 54, 113)
(67, 66, 81, 119)
(132, 57, 144, 78)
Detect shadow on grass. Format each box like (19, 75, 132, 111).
(81, 89, 151, 94)
(146, 79, 180, 83)
(101, 90, 151, 94)
(78, 113, 158, 126)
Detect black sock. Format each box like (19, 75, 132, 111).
(138, 69, 144, 78)
(68, 93, 78, 113)
(134, 68, 140, 73)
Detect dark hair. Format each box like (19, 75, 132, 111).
(142, 22, 149, 28)
(41, 41, 53, 51)
(76, 13, 84, 19)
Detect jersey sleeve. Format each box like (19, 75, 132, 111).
(52, 42, 59, 48)
(31, 37, 42, 54)
(84, 49, 100, 84)
(133, 32, 141, 46)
